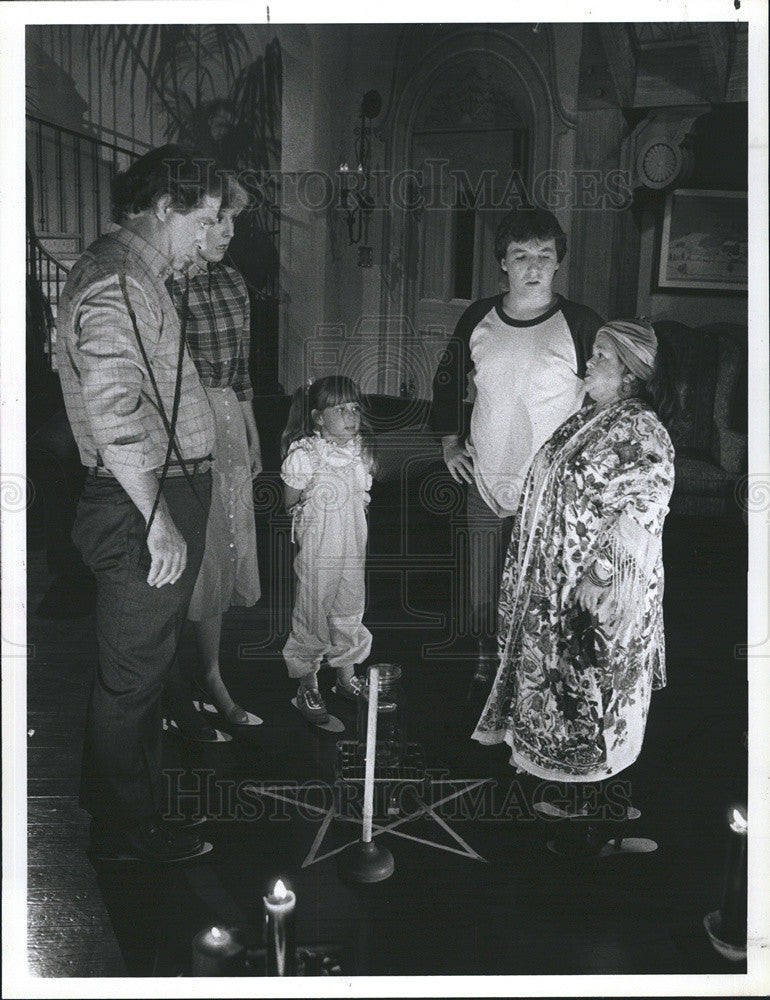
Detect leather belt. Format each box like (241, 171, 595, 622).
(86, 458, 212, 479)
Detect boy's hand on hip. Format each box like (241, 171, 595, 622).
(442, 436, 474, 484)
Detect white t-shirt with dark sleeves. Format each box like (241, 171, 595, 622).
(466, 298, 587, 518)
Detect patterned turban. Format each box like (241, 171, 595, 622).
(597, 318, 658, 381)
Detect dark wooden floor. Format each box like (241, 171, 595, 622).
(25, 516, 748, 978)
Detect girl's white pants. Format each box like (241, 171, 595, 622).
(283, 497, 372, 680)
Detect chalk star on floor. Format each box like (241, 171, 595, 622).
(242, 778, 493, 867)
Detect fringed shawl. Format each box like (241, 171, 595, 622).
(474, 398, 675, 780)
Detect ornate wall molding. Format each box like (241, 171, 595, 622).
(623, 108, 711, 190)
(415, 61, 525, 130)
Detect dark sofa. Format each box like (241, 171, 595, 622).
(654, 322, 747, 518)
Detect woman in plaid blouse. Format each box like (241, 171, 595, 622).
(167, 178, 263, 727)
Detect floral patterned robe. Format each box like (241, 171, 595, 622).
(473, 399, 675, 780)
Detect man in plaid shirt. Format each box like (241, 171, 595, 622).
(57, 146, 222, 863)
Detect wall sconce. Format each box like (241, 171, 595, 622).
(338, 90, 382, 247)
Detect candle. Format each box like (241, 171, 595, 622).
(263, 878, 296, 976)
(719, 805, 747, 945)
(191, 925, 244, 976)
(362, 665, 380, 844)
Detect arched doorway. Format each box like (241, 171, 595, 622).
(378, 27, 568, 398)
(407, 58, 528, 359)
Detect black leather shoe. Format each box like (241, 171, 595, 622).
(89, 817, 212, 864)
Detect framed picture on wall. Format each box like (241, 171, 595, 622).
(657, 188, 748, 292)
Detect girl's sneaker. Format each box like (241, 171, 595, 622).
(335, 672, 364, 702)
(295, 686, 330, 724)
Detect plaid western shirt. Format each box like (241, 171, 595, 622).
(56, 227, 215, 472)
(167, 262, 254, 402)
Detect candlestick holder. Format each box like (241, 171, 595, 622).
(337, 837, 395, 883)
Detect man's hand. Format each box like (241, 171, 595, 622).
(110, 466, 190, 588)
(441, 435, 474, 484)
(145, 507, 187, 587)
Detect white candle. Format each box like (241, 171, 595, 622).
(263, 878, 296, 976)
(719, 806, 748, 945)
(362, 664, 380, 844)
(191, 925, 243, 976)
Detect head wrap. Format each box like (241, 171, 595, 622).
(596, 318, 657, 381)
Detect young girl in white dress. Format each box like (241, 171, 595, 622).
(280, 376, 376, 723)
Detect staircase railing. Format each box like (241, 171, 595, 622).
(26, 229, 70, 370)
(26, 113, 282, 378)
(26, 113, 139, 250)
(26, 115, 143, 371)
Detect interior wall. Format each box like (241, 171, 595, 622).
(637, 212, 748, 326)
(636, 105, 748, 328)
(278, 25, 406, 393)
(27, 23, 748, 394)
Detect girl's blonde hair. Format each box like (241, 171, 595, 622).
(281, 375, 377, 473)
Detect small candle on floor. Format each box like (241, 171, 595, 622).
(719, 805, 748, 946)
(191, 925, 244, 976)
(263, 878, 296, 976)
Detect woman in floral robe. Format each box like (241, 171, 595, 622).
(473, 319, 678, 783)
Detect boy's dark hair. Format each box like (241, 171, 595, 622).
(494, 207, 568, 263)
(111, 144, 224, 222)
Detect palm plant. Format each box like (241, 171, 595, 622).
(87, 25, 282, 292)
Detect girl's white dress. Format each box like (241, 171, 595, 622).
(281, 433, 373, 679)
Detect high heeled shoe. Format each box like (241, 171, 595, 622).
(192, 682, 263, 727)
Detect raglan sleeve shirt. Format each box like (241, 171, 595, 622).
(428, 296, 499, 438)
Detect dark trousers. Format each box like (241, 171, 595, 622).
(73, 472, 211, 824)
(466, 480, 514, 653)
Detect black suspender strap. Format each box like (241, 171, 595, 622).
(144, 272, 193, 537)
(118, 273, 204, 539)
